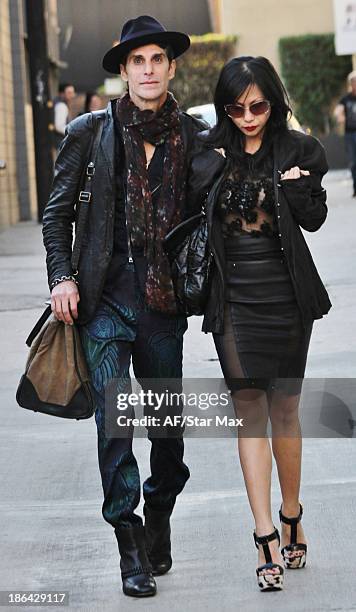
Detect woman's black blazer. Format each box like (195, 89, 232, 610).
(187, 129, 332, 334)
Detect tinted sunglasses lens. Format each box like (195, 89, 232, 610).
(250, 101, 270, 115)
(225, 101, 270, 118)
(225, 104, 244, 118)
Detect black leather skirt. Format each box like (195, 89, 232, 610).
(213, 234, 313, 394)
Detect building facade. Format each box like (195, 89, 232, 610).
(0, 0, 22, 227)
(0, 0, 61, 230)
(0, 0, 39, 228)
(57, 0, 212, 91)
(215, 0, 334, 69)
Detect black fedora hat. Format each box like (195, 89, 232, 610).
(102, 15, 190, 74)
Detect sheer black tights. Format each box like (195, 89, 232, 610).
(213, 304, 301, 437)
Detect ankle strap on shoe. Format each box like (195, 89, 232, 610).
(279, 503, 303, 545)
(253, 528, 280, 565)
(253, 527, 280, 549)
(279, 503, 303, 525)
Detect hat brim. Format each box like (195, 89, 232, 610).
(102, 31, 190, 74)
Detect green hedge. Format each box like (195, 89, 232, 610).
(171, 34, 238, 110)
(279, 33, 352, 134)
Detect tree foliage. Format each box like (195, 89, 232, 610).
(171, 34, 238, 109)
(279, 34, 352, 134)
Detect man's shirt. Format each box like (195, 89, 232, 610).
(54, 100, 69, 135)
(101, 110, 164, 313)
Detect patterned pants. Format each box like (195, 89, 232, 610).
(79, 300, 190, 528)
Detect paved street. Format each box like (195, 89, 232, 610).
(0, 170, 356, 611)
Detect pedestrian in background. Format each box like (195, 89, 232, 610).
(334, 70, 356, 197)
(83, 91, 103, 113)
(188, 55, 331, 592)
(53, 82, 76, 149)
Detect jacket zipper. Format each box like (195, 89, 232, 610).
(122, 178, 133, 263)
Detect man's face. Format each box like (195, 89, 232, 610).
(120, 44, 176, 108)
(63, 86, 75, 103)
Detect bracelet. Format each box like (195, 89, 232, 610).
(50, 275, 78, 289)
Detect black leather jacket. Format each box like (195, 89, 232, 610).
(42, 100, 206, 324)
(187, 129, 332, 334)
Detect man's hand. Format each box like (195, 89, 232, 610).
(281, 166, 310, 180)
(51, 280, 80, 325)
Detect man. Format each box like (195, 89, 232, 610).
(42, 16, 205, 598)
(334, 70, 356, 197)
(53, 82, 76, 148)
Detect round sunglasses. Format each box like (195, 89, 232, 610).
(224, 99, 271, 119)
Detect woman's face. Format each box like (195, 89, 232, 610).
(227, 83, 271, 140)
(89, 95, 102, 111)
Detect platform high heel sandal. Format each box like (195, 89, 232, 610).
(279, 503, 307, 569)
(253, 528, 284, 592)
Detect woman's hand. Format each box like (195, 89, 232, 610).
(281, 166, 310, 180)
(214, 147, 226, 158)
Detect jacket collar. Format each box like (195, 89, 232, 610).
(98, 101, 115, 180)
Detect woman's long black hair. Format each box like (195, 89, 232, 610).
(204, 56, 292, 165)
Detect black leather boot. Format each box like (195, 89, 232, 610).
(114, 523, 157, 597)
(144, 506, 172, 575)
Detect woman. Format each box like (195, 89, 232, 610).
(83, 91, 103, 113)
(188, 57, 331, 591)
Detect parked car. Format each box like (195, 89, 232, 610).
(186, 104, 216, 127)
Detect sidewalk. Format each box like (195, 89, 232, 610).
(0, 170, 355, 612)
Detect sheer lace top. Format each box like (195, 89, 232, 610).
(217, 165, 278, 239)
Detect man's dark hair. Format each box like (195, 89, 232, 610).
(162, 45, 174, 63)
(58, 82, 74, 94)
(121, 44, 174, 68)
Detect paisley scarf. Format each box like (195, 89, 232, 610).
(116, 92, 185, 314)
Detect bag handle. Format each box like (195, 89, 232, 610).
(25, 305, 52, 347)
(71, 110, 105, 274)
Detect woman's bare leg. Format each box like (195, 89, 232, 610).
(269, 390, 307, 557)
(234, 389, 283, 573)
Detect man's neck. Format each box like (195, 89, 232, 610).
(129, 91, 168, 113)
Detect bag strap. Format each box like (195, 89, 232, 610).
(26, 111, 106, 346)
(71, 110, 105, 274)
(25, 305, 52, 347)
(26, 112, 105, 349)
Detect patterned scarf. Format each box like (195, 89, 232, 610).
(116, 92, 185, 314)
